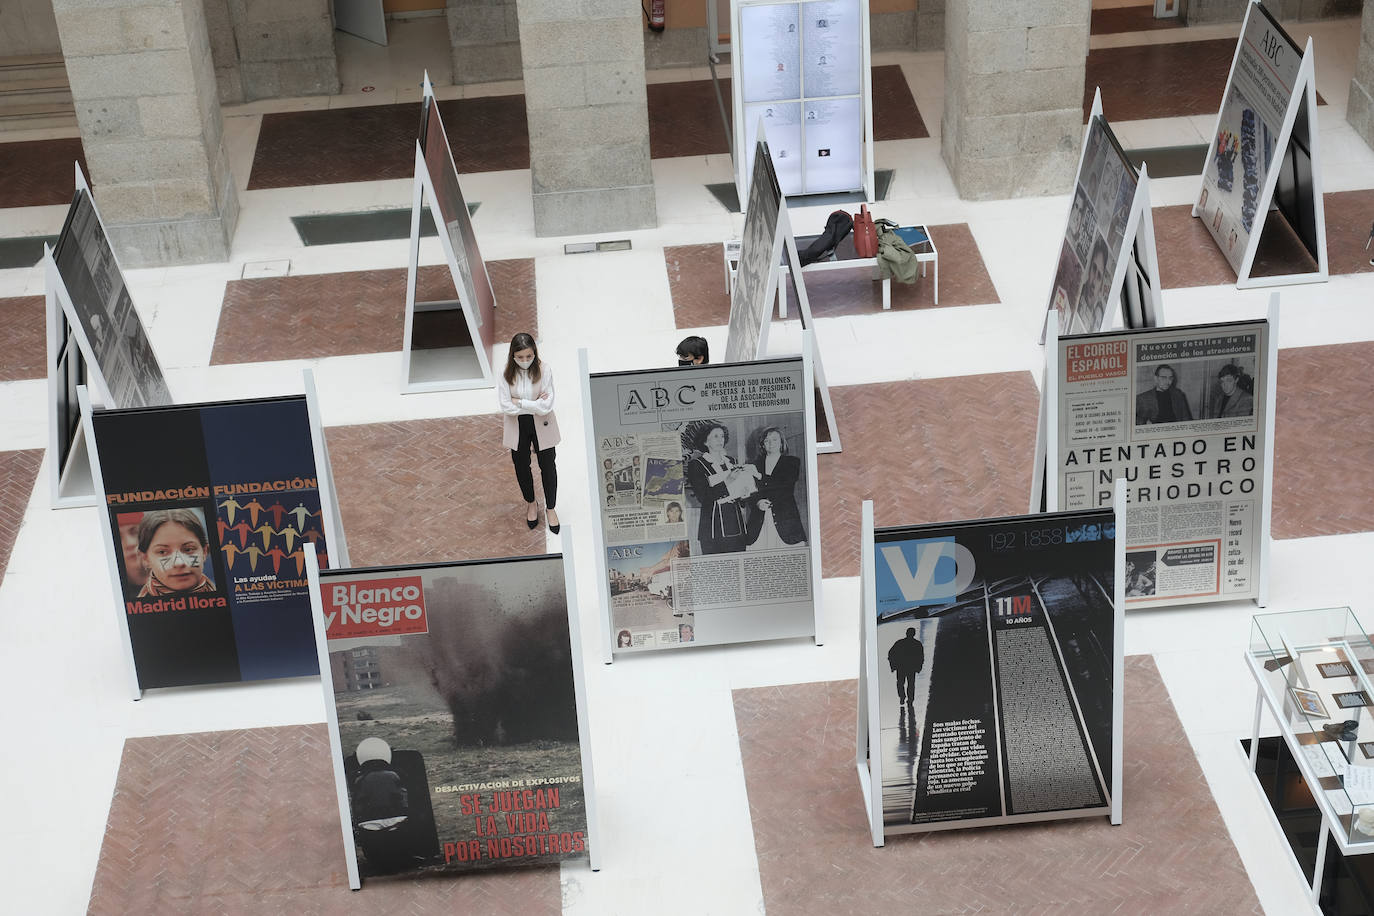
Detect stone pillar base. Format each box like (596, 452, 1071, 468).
(532, 184, 656, 237)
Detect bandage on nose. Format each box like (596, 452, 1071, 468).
(157, 550, 202, 570)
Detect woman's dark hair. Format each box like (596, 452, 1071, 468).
(137, 509, 209, 553)
(752, 426, 787, 462)
(503, 332, 542, 386)
(696, 422, 729, 450)
(677, 335, 709, 364)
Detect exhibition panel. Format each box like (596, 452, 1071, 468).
(584, 355, 822, 655)
(858, 497, 1125, 841)
(310, 551, 597, 887)
(1040, 313, 1276, 609)
(1195, 0, 1328, 286)
(45, 167, 171, 508)
(84, 393, 346, 694)
(1046, 94, 1163, 339)
(732, 0, 874, 200)
(401, 75, 500, 393)
(726, 137, 841, 451)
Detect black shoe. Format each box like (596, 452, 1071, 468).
(525, 504, 539, 530)
(547, 509, 560, 534)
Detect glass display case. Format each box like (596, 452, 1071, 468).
(1248, 607, 1374, 855)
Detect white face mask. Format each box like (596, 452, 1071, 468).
(515, 357, 534, 370)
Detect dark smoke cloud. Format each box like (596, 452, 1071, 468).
(410, 576, 579, 746)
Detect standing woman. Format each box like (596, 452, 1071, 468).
(498, 332, 561, 533)
(746, 427, 806, 550)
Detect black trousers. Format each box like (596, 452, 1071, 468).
(512, 414, 557, 508)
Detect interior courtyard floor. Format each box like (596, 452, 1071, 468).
(1, 9, 1374, 914)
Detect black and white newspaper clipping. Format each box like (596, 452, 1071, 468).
(1056, 320, 1269, 608)
(590, 359, 814, 651)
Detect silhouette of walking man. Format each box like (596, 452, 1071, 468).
(888, 627, 925, 706)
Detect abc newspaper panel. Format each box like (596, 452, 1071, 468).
(588, 359, 815, 651)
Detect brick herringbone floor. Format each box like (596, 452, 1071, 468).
(733, 657, 1262, 916)
(667, 224, 997, 330)
(1272, 341, 1374, 539)
(0, 296, 45, 381)
(818, 374, 1040, 578)
(1153, 189, 1373, 289)
(326, 416, 550, 567)
(87, 725, 560, 914)
(211, 260, 535, 365)
(248, 96, 530, 189)
(0, 449, 42, 582)
(0, 138, 87, 208)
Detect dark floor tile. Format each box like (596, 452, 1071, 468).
(818, 374, 1040, 578)
(248, 96, 529, 190)
(0, 138, 86, 208)
(0, 296, 46, 381)
(326, 416, 551, 568)
(87, 725, 559, 915)
(1091, 5, 1185, 35)
(210, 260, 535, 365)
(1273, 342, 1374, 539)
(1085, 38, 1322, 122)
(666, 223, 995, 330)
(0, 449, 43, 581)
(733, 659, 1261, 916)
(648, 66, 928, 160)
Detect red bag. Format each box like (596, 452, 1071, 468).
(853, 204, 877, 258)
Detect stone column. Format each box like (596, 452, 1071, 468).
(54, 0, 238, 266)
(225, 0, 338, 101)
(1350, 0, 1374, 151)
(941, 0, 1088, 200)
(447, 0, 523, 84)
(516, 0, 657, 236)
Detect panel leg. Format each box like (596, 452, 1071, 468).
(882, 278, 890, 310)
(1312, 813, 1330, 902)
(1249, 687, 1264, 768)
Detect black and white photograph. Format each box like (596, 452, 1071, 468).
(1132, 353, 1258, 427)
(726, 140, 783, 363)
(588, 359, 818, 652)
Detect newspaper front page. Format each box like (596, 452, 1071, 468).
(590, 360, 815, 651)
(1056, 320, 1269, 607)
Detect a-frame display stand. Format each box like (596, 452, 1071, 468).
(1194, 0, 1327, 288)
(401, 73, 499, 393)
(79, 367, 350, 701)
(855, 492, 1126, 846)
(730, 0, 875, 204)
(1043, 91, 1164, 343)
(45, 165, 172, 509)
(725, 131, 842, 453)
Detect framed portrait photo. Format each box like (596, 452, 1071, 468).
(1291, 686, 1330, 720)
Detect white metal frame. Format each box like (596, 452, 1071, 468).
(1195, 0, 1327, 289)
(400, 74, 498, 394)
(730, 0, 875, 204)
